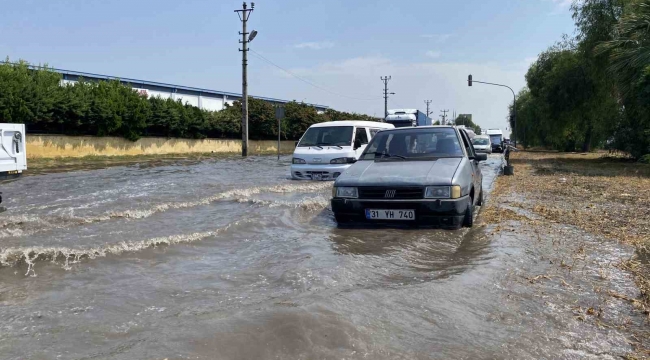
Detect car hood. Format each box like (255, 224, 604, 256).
(293, 146, 355, 164)
(473, 145, 489, 149)
(335, 158, 462, 186)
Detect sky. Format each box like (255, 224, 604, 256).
(1, 0, 577, 134)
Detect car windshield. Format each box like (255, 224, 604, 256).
(472, 138, 489, 145)
(297, 126, 353, 147)
(360, 127, 463, 160)
(489, 135, 502, 145)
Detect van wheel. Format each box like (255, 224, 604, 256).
(463, 201, 474, 228)
(477, 186, 483, 206)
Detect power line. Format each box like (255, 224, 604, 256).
(249, 49, 380, 101)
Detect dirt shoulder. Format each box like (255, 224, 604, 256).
(482, 151, 650, 357)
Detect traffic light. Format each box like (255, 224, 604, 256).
(468, 74, 473, 87)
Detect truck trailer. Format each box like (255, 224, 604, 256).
(385, 109, 432, 128)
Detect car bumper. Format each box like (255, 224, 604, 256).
(331, 196, 470, 227)
(291, 164, 351, 180)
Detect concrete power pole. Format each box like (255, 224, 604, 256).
(235, 2, 255, 157)
(424, 100, 432, 119)
(440, 109, 449, 125)
(381, 76, 392, 119)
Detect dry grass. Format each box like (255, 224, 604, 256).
(483, 151, 650, 316)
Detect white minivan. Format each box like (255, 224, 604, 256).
(291, 121, 394, 180)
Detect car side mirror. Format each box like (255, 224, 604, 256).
(354, 139, 362, 150)
(475, 153, 488, 162)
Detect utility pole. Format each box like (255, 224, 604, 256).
(381, 76, 393, 119)
(235, 2, 256, 157)
(424, 100, 432, 119)
(440, 109, 449, 125)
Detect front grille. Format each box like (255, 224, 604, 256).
(358, 187, 424, 199)
(293, 171, 336, 180)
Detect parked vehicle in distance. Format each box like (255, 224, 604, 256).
(486, 129, 504, 153)
(472, 134, 492, 154)
(0, 123, 26, 180)
(0, 123, 27, 213)
(331, 126, 486, 228)
(291, 121, 394, 181)
(385, 109, 432, 128)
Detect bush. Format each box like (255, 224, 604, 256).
(0, 59, 381, 141)
(639, 154, 650, 164)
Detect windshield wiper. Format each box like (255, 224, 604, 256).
(314, 143, 343, 149)
(367, 151, 407, 159)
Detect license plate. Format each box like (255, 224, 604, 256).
(365, 209, 415, 220)
(311, 173, 323, 181)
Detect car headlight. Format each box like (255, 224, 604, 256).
(334, 187, 358, 198)
(292, 158, 306, 164)
(425, 185, 462, 199)
(330, 157, 355, 164)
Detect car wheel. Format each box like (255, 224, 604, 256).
(463, 201, 474, 228)
(477, 186, 483, 206)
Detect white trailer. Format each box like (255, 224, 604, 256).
(0, 123, 26, 178)
(0, 123, 26, 211)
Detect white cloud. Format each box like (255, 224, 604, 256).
(420, 34, 452, 43)
(425, 51, 441, 59)
(551, 0, 573, 7)
(546, 0, 574, 14)
(252, 55, 528, 135)
(293, 41, 334, 50)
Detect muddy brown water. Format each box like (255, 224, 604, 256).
(0, 155, 642, 359)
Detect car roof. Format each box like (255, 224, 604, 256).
(376, 125, 457, 132)
(474, 134, 490, 138)
(309, 121, 393, 128)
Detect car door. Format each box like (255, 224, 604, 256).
(353, 127, 370, 158)
(459, 129, 482, 197)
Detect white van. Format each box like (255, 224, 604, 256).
(291, 121, 394, 180)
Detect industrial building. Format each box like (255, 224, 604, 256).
(51, 67, 328, 113)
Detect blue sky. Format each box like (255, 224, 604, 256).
(1, 0, 576, 133)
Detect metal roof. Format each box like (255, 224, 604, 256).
(33, 65, 328, 109)
(310, 120, 393, 128)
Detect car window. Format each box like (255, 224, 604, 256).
(355, 127, 369, 145)
(297, 126, 353, 147)
(361, 128, 463, 160)
(369, 129, 380, 138)
(459, 130, 474, 157)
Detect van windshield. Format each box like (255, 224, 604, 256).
(489, 135, 502, 145)
(297, 126, 354, 147)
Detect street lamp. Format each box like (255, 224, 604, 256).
(467, 74, 516, 148)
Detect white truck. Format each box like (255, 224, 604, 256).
(485, 128, 504, 153)
(0, 123, 27, 211)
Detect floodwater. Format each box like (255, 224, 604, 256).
(0, 155, 642, 359)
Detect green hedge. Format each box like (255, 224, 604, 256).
(0, 60, 380, 141)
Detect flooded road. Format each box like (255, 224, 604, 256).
(0, 155, 641, 359)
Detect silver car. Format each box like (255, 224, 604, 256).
(471, 135, 492, 154)
(331, 126, 487, 228)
